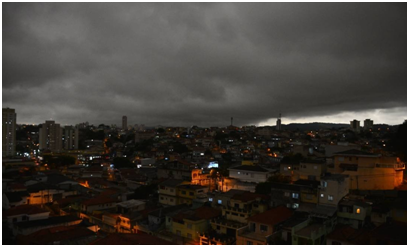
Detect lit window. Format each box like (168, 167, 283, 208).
(209, 198, 213, 202)
(292, 193, 299, 199)
(293, 203, 299, 209)
(328, 195, 333, 201)
(320, 194, 324, 198)
(217, 199, 222, 205)
(356, 208, 361, 214)
(238, 172, 240, 175)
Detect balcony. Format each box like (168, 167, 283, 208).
(210, 218, 247, 229)
(223, 206, 250, 214)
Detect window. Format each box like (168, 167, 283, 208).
(189, 192, 194, 196)
(321, 181, 328, 187)
(320, 193, 324, 198)
(232, 213, 238, 216)
(234, 203, 239, 208)
(356, 208, 361, 214)
(284, 167, 288, 171)
(217, 225, 220, 230)
(217, 199, 222, 205)
(170, 199, 173, 202)
(260, 225, 268, 232)
(338, 157, 344, 162)
(328, 195, 334, 201)
(314, 166, 317, 169)
(209, 198, 213, 202)
(160, 197, 164, 200)
(187, 223, 192, 229)
(238, 172, 241, 175)
(293, 203, 299, 209)
(284, 192, 290, 197)
(292, 193, 299, 199)
(176, 230, 181, 236)
(182, 191, 186, 195)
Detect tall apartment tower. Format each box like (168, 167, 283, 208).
(63, 126, 79, 150)
(39, 120, 62, 152)
(276, 113, 282, 131)
(363, 119, 374, 131)
(2, 108, 16, 157)
(350, 119, 360, 132)
(122, 116, 127, 130)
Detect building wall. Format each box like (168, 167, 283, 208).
(27, 189, 66, 205)
(63, 126, 79, 150)
(229, 170, 270, 183)
(171, 219, 208, 241)
(159, 194, 178, 206)
(82, 203, 116, 214)
(6, 212, 50, 224)
(2, 108, 16, 157)
(332, 155, 403, 190)
(318, 178, 349, 206)
(39, 121, 63, 152)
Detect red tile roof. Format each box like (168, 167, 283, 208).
(4, 204, 49, 217)
(90, 232, 175, 245)
(81, 196, 119, 206)
(16, 225, 95, 244)
(231, 192, 269, 202)
(247, 206, 292, 226)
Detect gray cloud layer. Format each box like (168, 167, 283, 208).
(3, 3, 407, 126)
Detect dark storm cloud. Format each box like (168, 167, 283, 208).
(3, 3, 407, 126)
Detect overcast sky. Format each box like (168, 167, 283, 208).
(3, 3, 407, 127)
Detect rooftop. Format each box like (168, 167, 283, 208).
(17, 225, 95, 245)
(247, 206, 292, 226)
(228, 165, 270, 172)
(4, 204, 49, 217)
(90, 232, 175, 245)
(116, 199, 145, 208)
(334, 149, 380, 157)
(159, 179, 186, 188)
(15, 215, 81, 229)
(230, 191, 269, 202)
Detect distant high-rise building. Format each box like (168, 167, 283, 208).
(122, 116, 127, 130)
(276, 113, 282, 131)
(363, 119, 373, 131)
(2, 108, 16, 157)
(39, 120, 62, 152)
(63, 126, 79, 150)
(350, 119, 360, 132)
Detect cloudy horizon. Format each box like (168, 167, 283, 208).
(3, 3, 407, 127)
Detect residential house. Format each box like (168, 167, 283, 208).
(236, 206, 293, 245)
(158, 179, 189, 206)
(331, 149, 405, 190)
(16, 225, 97, 245)
(13, 215, 82, 236)
(166, 206, 221, 244)
(4, 204, 50, 225)
(228, 165, 274, 183)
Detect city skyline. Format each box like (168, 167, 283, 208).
(3, 3, 407, 127)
